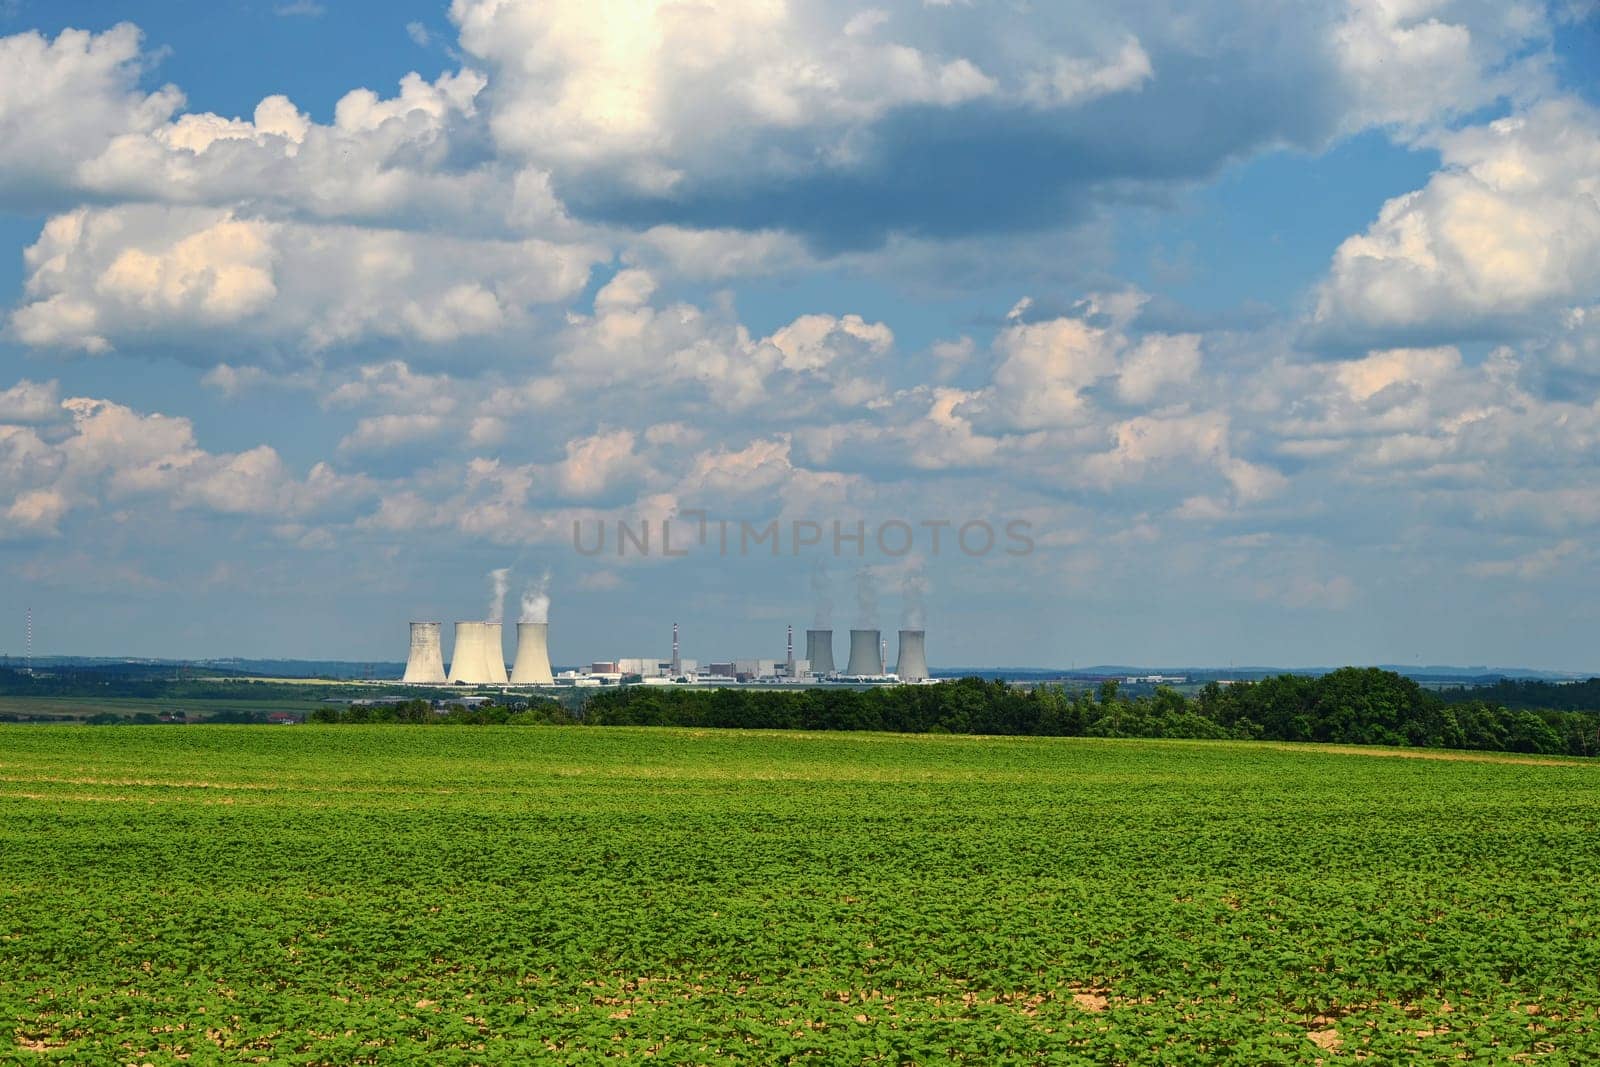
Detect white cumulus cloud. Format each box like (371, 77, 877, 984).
(11, 205, 603, 356)
(1313, 97, 1600, 345)
(0, 25, 181, 206)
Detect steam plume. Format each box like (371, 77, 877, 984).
(855, 565, 878, 628)
(901, 570, 928, 629)
(520, 570, 551, 624)
(486, 567, 510, 623)
(811, 557, 833, 628)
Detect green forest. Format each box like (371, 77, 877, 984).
(1437, 675, 1600, 711)
(299, 668, 1600, 757)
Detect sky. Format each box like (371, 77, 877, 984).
(1, 1, 1599, 671)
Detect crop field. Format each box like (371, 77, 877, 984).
(2, 728, 1597, 1063)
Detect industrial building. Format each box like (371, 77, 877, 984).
(401, 613, 930, 689)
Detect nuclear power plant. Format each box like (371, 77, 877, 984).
(401, 617, 929, 687)
(896, 630, 929, 681)
(402, 622, 446, 683)
(845, 629, 885, 677)
(399, 576, 931, 688)
(511, 622, 554, 684)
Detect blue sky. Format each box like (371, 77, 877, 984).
(2, 1, 1599, 671)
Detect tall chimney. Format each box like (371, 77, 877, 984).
(671, 621, 680, 676)
(786, 625, 795, 675)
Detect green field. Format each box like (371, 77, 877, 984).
(2, 728, 1597, 1063)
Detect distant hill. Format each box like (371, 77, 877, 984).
(3, 657, 1589, 686)
(2, 657, 404, 680)
(197, 658, 405, 680)
(935, 665, 1587, 684)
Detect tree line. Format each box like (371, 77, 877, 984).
(1437, 676, 1600, 713)
(308, 699, 573, 726)
(577, 668, 1599, 756)
(0, 667, 381, 703)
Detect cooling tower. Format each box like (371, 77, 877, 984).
(896, 630, 928, 681)
(448, 621, 490, 685)
(483, 622, 509, 683)
(845, 629, 883, 677)
(402, 622, 446, 684)
(805, 629, 835, 676)
(511, 622, 554, 684)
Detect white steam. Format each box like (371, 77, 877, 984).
(901, 570, 928, 630)
(811, 557, 833, 628)
(855, 565, 878, 628)
(486, 567, 510, 624)
(520, 570, 551, 624)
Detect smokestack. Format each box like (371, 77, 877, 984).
(483, 622, 509, 683)
(845, 629, 883, 677)
(672, 621, 680, 676)
(786, 625, 794, 673)
(896, 630, 928, 681)
(448, 621, 490, 684)
(511, 622, 554, 684)
(805, 629, 835, 676)
(402, 622, 446, 684)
